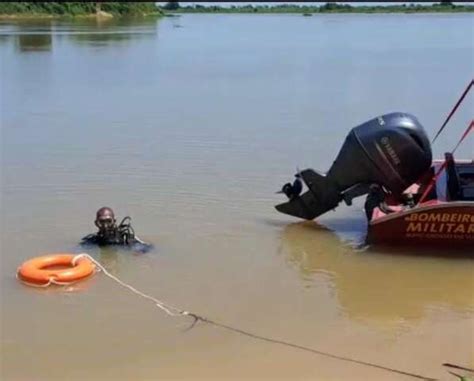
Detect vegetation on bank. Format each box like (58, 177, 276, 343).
(0, 2, 162, 18)
(164, 1, 474, 14)
(1, 1, 472, 18)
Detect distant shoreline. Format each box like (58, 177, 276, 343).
(0, 2, 163, 20)
(165, 3, 474, 15)
(0, 13, 161, 20)
(1, 3, 473, 21)
(169, 9, 474, 15)
(1, 9, 472, 21)
(0, 13, 108, 20)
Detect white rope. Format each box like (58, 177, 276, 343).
(16, 254, 438, 380)
(73, 253, 189, 317)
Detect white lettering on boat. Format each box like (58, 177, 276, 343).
(405, 213, 474, 223)
(404, 214, 474, 240)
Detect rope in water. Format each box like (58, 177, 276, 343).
(73, 254, 187, 317)
(73, 253, 438, 381)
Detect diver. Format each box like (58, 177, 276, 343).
(364, 184, 416, 221)
(80, 207, 152, 253)
(364, 184, 390, 221)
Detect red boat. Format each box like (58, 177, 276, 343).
(275, 80, 473, 248)
(367, 158, 474, 247)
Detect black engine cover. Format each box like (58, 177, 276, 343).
(328, 112, 432, 194)
(275, 112, 432, 220)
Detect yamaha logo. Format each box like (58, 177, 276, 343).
(381, 136, 401, 165)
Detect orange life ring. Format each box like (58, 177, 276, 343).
(17, 254, 96, 287)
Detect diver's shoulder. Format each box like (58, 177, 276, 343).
(81, 233, 98, 243)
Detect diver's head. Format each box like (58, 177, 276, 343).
(95, 207, 116, 232)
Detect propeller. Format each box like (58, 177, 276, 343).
(276, 169, 303, 199)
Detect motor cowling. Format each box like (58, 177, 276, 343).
(275, 112, 433, 220)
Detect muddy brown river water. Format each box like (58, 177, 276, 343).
(1, 13, 473, 381)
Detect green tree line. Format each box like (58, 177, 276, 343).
(0, 2, 161, 16)
(163, 1, 473, 14)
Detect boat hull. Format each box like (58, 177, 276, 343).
(367, 202, 474, 247)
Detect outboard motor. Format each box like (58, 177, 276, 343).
(275, 112, 432, 220)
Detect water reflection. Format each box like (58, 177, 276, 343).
(68, 31, 145, 47)
(2, 17, 158, 51)
(16, 34, 52, 52)
(3, 19, 54, 52)
(96, 246, 120, 273)
(281, 221, 474, 325)
(79, 245, 149, 274)
(67, 17, 157, 47)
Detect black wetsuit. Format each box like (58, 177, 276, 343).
(364, 184, 415, 221)
(80, 217, 152, 253)
(364, 184, 395, 221)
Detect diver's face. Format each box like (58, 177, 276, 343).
(95, 216, 116, 232)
